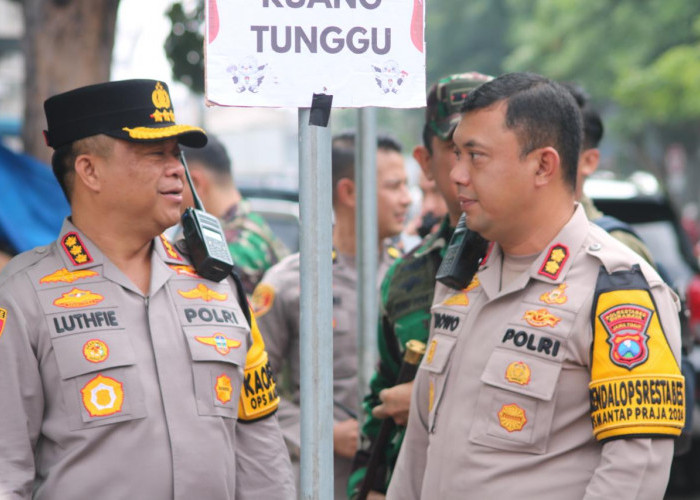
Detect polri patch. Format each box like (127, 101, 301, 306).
(498, 403, 527, 432)
(538, 243, 569, 280)
(540, 283, 568, 305)
(178, 283, 227, 302)
(83, 339, 109, 363)
(599, 304, 652, 369)
(81, 374, 124, 417)
(251, 283, 275, 317)
(523, 308, 561, 328)
(505, 361, 531, 386)
(40, 267, 98, 284)
(61, 232, 93, 266)
(196, 333, 242, 355)
(53, 288, 104, 309)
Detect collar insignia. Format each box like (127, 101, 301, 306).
(40, 267, 98, 284)
(196, 333, 242, 355)
(538, 243, 569, 280)
(178, 283, 228, 302)
(53, 288, 104, 308)
(540, 283, 568, 305)
(62, 232, 93, 266)
(169, 264, 200, 278)
(160, 234, 182, 261)
(523, 308, 561, 328)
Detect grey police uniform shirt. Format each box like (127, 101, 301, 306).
(252, 244, 397, 499)
(387, 204, 682, 500)
(0, 219, 294, 500)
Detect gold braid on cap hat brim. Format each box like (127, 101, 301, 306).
(122, 124, 205, 140)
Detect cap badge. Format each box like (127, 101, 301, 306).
(150, 82, 175, 123)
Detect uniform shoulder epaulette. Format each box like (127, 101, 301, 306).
(0, 245, 53, 287)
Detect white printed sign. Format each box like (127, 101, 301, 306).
(205, 0, 425, 108)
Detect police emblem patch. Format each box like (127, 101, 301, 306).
(40, 267, 98, 284)
(251, 283, 275, 317)
(61, 232, 93, 266)
(81, 374, 124, 417)
(505, 361, 531, 385)
(0, 308, 6, 339)
(523, 308, 561, 328)
(53, 288, 104, 308)
(178, 283, 228, 302)
(196, 333, 242, 355)
(498, 403, 527, 432)
(215, 373, 233, 404)
(538, 243, 569, 280)
(540, 283, 568, 305)
(83, 339, 109, 363)
(599, 304, 652, 369)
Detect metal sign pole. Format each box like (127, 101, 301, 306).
(298, 108, 334, 500)
(355, 106, 378, 423)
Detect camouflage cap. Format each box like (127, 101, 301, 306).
(426, 72, 494, 141)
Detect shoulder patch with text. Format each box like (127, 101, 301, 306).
(589, 265, 684, 442)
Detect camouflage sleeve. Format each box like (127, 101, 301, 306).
(228, 214, 290, 295)
(347, 264, 404, 498)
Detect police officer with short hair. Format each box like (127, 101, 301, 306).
(0, 79, 294, 499)
(388, 72, 684, 500)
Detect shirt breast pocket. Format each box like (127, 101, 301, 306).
(183, 326, 247, 419)
(420, 334, 457, 433)
(51, 331, 147, 430)
(468, 348, 562, 454)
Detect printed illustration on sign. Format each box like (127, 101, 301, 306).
(216, 373, 233, 404)
(505, 361, 531, 386)
(498, 403, 527, 432)
(372, 60, 407, 94)
(523, 308, 561, 328)
(40, 267, 98, 284)
(540, 283, 568, 305)
(599, 304, 652, 369)
(81, 374, 124, 417)
(178, 283, 228, 302)
(228, 56, 268, 93)
(196, 333, 242, 355)
(53, 288, 104, 308)
(83, 339, 109, 363)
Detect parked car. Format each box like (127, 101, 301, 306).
(585, 173, 700, 496)
(239, 186, 300, 253)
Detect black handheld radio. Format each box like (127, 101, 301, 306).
(180, 152, 234, 282)
(435, 213, 489, 290)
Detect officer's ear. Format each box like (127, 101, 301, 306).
(73, 152, 102, 194)
(336, 177, 356, 209)
(413, 145, 433, 179)
(532, 146, 560, 188)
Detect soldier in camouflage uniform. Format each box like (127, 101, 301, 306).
(347, 72, 493, 499)
(182, 135, 289, 294)
(252, 135, 411, 499)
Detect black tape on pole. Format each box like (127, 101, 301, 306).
(309, 93, 333, 127)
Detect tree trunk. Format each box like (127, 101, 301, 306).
(22, 0, 120, 163)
